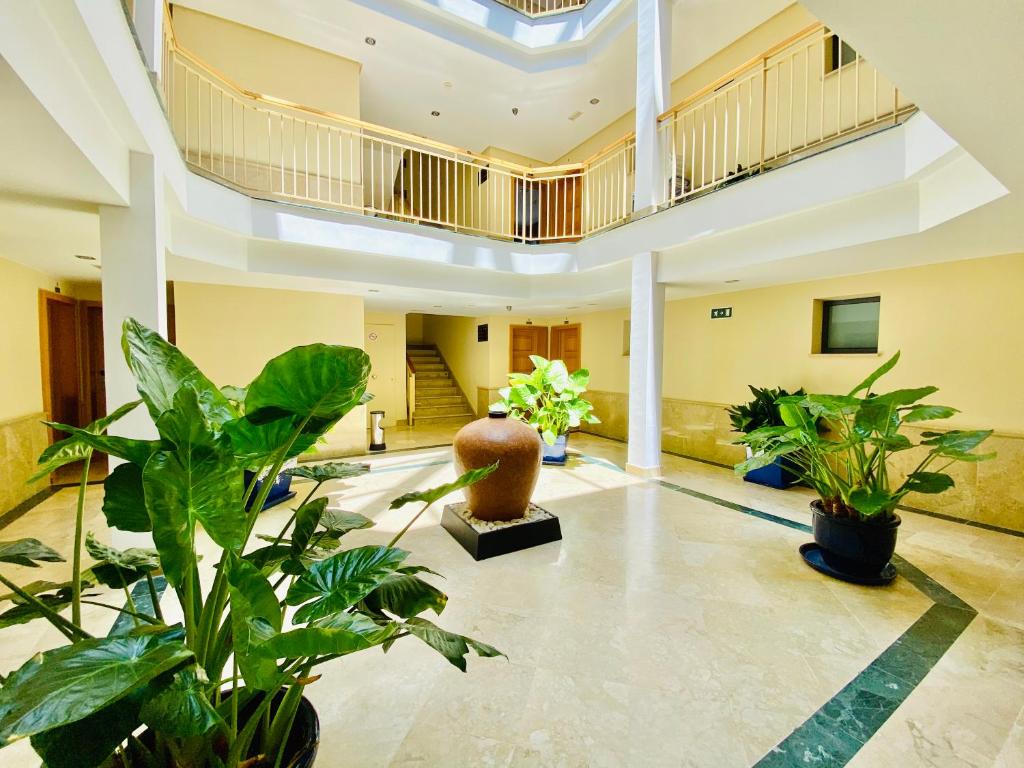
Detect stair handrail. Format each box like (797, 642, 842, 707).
(406, 356, 416, 427)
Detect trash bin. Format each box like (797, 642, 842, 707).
(369, 410, 386, 452)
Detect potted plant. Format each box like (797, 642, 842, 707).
(494, 355, 600, 465)
(727, 386, 806, 489)
(736, 352, 994, 580)
(0, 318, 503, 768)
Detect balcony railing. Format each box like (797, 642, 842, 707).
(495, 0, 589, 18)
(160, 15, 912, 245)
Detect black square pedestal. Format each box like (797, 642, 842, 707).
(441, 502, 562, 561)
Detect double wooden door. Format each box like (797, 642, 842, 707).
(509, 323, 582, 374)
(549, 323, 581, 372)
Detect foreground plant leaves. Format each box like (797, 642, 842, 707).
(403, 617, 505, 672)
(254, 619, 396, 660)
(29, 400, 143, 482)
(285, 546, 409, 623)
(0, 539, 64, 568)
(101, 462, 152, 533)
(140, 667, 223, 738)
(388, 463, 499, 509)
(362, 569, 448, 618)
(0, 628, 193, 745)
(284, 461, 371, 483)
(83, 533, 160, 589)
(122, 317, 237, 426)
(228, 556, 282, 691)
(144, 387, 244, 586)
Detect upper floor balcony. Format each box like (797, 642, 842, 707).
(159, 10, 914, 246)
(496, 0, 590, 18)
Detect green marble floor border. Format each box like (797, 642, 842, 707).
(577, 452, 979, 768)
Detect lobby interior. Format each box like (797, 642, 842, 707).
(0, 1, 1022, 767)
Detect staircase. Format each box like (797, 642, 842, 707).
(407, 345, 475, 422)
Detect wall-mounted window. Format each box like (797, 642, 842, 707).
(820, 296, 880, 354)
(824, 32, 857, 74)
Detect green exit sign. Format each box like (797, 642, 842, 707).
(711, 307, 733, 319)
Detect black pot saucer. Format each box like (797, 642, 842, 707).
(799, 542, 897, 586)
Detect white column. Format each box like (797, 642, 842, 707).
(133, 0, 162, 80)
(100, 152, 167, 443)
(634, 0, 672, 214)
(627, 251, 665, 476)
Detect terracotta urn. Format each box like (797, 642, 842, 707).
(453, 410, 542, 521)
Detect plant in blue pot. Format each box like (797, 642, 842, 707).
(494, 355, 600, 465)
(727, 385, 807, 489)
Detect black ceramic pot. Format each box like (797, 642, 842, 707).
(811, 500, 900, 574)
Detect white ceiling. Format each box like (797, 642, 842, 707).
(171, 0, 790, 161)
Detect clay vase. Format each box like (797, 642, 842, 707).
(453, 411, 543, 521)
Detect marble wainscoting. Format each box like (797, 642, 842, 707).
(581, 390, 1024, 533)
(0, 412, 49, 520)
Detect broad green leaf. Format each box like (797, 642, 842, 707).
(903, 471, 955, 495)
(546, 360, 571, 392)
(388, 463, 499, 510)
(363, 573, 448, 618)
(291, 498, 328, 558)
(122, 317, 237, 425)
(0, 580, 73, 601)
(801, 394, 861, 419)
(285, 461, 371, 483)
(921, 429, 994, 455)
(849, 488, 895, 517)
(144, 388, 244, 586)
(40, 422, 159, 466)
(869, 387, 939, 408)
(244, 344, 370, 423)
(140, 667, 222, 738)
(318, 509, 374, 536)
(102, 462, 151, 533)
(403, 617, 505, 672)
(0, 589, 75, 629)
(220, 384, 247, 404)
(30, 687, 151, 768)
(848, 351, 901, 396)
(254, 621, 396, 659)
(223, 412, 328, 467)
(901, 404, 958, 423)
(29, 400, 143, 482)
(0, 629, 193, 745)
(0, 539, 63, 568)
(540, 429, 557, 446)
(285, 546, 408, 623)
(228, 555, 282, 691)
(83, 533, 159, 589)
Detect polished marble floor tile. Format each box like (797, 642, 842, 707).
(1, 433, 1022, 767)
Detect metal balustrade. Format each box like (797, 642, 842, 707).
(494, 0, 589, 18)
(159, 14, 913, 245)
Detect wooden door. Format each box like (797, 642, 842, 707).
(39, 291, 81, 439)
(549, 323, 582, 372)
(509, 325, 549, 374)
(80, 301, 106, 426)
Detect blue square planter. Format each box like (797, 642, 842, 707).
(743, 456, 798, 490)
(244, 470, 296, 511)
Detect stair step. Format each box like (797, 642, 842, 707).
(416, 395, 465, 406)
(416, 403, 474, 417)
(414, 413, 475, 423)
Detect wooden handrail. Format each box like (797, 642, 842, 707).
(406, 355, 417, 374)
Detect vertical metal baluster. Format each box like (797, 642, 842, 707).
(819, 34, 825, 144)
(803, 44, 810, 148)
(788, 54, 794, 156)
(836, 35, 843, 136)
(854, 49, 860, 128)
(873, 68, 879, 122)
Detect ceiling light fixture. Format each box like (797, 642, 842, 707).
(590, 97, 600, 105)
(364, 36, 376, 46)
(724, 279, 741, 283)
(430, 110, 440, 117)
(368, 289, 380, 293)
(74, 254, 96, 261)
(443, 81, 453, 88)
(432, 304, 442, 308)
(511, 107, 519, 116)
(568, 111, 582, 121)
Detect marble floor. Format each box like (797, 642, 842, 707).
(1, 434, 1022, 767)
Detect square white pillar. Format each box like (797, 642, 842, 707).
(99, 151, 167, 442)
(627, 251, 665, 476)
(634, 0, 672, 213)
(133, 0, 163, 80)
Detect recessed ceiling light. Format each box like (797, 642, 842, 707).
(74, 254, 96, 261)
(443, 81, 453, 88)
(587, 303, 598, 306)
(432, 304, 442, 308)
(725, 279, 741, 283)
(590, 97, 600, 105)
(430, 110, 440, 117)
(364, 36, 376, 46)
(368, 289, 380, 293)
(568, 110, 583, 121)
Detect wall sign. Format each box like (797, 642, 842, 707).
(711, 307, 733, 319)
(477, 323, 489, 342)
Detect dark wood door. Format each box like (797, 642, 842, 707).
(80, 302, 106, 426)
(509, 325, 549, 374)
(40, 291, 81, 437)
(549, 323, 582, 372)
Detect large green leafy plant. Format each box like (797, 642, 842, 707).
(0, 319, 502, 768)
(736, 352, 994, 521)
(494, 355, 600, 445)
(726, 385, 806, 434)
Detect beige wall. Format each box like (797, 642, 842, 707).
(406, 313, 424, 344)
(565, 253, 1024, 531)
(174, 282, 366, 456)
(364, 311, 407, 428)
(555, 4, 817, 164)
(171, 6, 361, 119)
